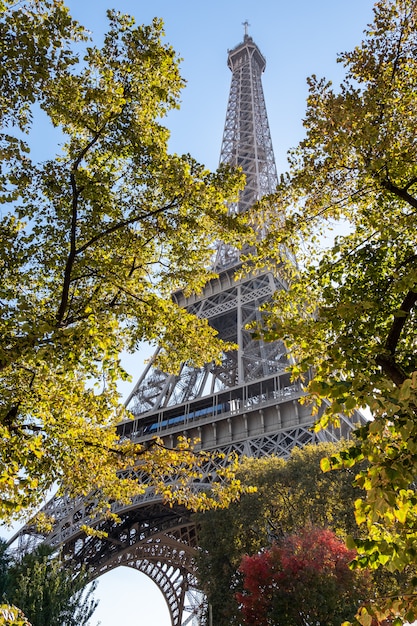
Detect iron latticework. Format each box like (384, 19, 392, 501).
(219, 30, 278, 215)
(14, 31, 363, 626)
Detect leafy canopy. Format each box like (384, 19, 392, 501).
(0, 540, 97, 626)
(252, 0, 417, 622)
(0, 1, 249, 521)
(196, 443, 366, 626)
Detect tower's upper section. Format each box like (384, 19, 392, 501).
(219, 31, 278, 215)
(227, 33, 266, 75)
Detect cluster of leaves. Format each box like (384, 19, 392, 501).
(108, 437, 250, 521)
(248, 0, 417, 622)
(237, 527, 370, 626)
(197, 443, 417, 626)
(0, 605, 31, 626)
(196, 443, 374, 626)
(0, 0, 249, 521)
(0, 540, 97, 626)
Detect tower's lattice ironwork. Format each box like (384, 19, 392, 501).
(15, 31, 362, 626)
(219, 30, 278, 215)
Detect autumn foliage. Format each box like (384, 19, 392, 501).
(251, 0, 417, 621)
(237, 527, 369, 626)
(0, 0, 247, 522)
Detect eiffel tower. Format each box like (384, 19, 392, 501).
(15, 29, 360, 626)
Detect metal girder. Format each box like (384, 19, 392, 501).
(125, 269, 287, 415)
(61, 503, 202, 626)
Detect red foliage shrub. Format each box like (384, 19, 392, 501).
(237, 527, 370, 626)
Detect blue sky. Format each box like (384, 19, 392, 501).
(67, 0, 375, 176)
(7, 1, 377, 624)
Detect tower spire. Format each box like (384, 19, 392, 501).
(242, 19, 250, 38)
(220, 34, 277, 216)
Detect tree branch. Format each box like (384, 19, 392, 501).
(75, 198, 180, 256)
(55, 171, 79, 325)
(376, 289, 417, 386)
(375, 354, 408, 387)
(381, 178, 417, 210)
(55, 120, 120, 325)
(386, 289, 417, 355)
